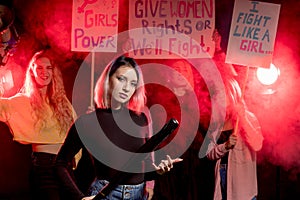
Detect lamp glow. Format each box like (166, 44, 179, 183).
(256, 63, 280, 85)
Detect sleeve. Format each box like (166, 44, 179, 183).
(142, 110, 159, 182)
(0, 98, 11, 122)
(206, 129, 230, 161)
(55, 120, 86, 200)
(145, 180, 155, 190)
(144, 111, 155, 166)
(239, 109, 264, 152)
(231, 79, 264, 152)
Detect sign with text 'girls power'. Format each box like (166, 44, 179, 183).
(127, 0, 215, 59)
(226, 1, 280, 68)
(71, 0, 119, 52)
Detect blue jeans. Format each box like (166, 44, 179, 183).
(87, 179, 147, 200)
(220, 164, 227, 200)
(220, 164, 257, 200)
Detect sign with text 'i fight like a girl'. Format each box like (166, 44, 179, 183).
(226, 0, 281, 68)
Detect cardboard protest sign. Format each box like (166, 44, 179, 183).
(226, 1, 280, 68)
(127, 0, 215, 59)
(71, 0, 119, 52)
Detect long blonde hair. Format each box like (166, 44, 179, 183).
(22, 50, 74, 133)
(94, 55, 146, 114)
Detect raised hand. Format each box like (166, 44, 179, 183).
(152, 155, 183, 175)
(225, 134, 237, 150)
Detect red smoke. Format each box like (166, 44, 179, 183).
(8, 0, 300, 175)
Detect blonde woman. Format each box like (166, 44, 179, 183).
(0, 49, 76, 199)
(206, 30, 264, 200)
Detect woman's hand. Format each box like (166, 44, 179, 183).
(225, 134, 237, 150)
(146, 187, 154, 200)
(82, 195, 95, 200)
(152, 155, 183, 175)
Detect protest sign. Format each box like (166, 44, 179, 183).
(226, 1, 280, 68)
(71, 0, 119, 52)
(127, 0, 215, 59)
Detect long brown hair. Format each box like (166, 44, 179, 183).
(22, 49, 75, 134)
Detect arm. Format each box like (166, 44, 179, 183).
(0, 97, 11, 122)
(206, 127, 232, 161)
(239, 109, 264, 151)
(206, 142, 230, 161)
(143, 117, 182, 176)
(144, 151, 155, 199)
(142, 110, 155, 199)
(55, 121, 86, 200)
(234, 97, 264, 152)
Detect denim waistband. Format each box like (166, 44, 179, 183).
(88, 179, 146, 198)
(219, 163, 227, 169)
(100, 179, 144, 189)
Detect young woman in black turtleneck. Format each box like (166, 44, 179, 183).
(55, 55, 182, 200)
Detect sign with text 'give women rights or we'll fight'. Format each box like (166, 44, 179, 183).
(226, 0, 281, 68)
(127, 0, 215, 59)
(71, 0, 119, 52)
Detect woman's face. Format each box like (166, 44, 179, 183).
(32, 57, 53, 87)
(109, 65, 138, 107)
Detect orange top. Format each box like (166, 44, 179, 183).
(0, 94, 73, 144)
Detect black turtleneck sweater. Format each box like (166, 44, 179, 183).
(55, 108, 155, 200)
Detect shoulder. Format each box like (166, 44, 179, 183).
(129, 109, 149, 126)
(6, 94, 30, 104)
(0, 94, 30, 112)
(73, 112, 98, 133)
(7, 93, 27, 99)
(76, 108, 107, 122)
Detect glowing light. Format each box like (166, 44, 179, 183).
(256, 63, 280, 85)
